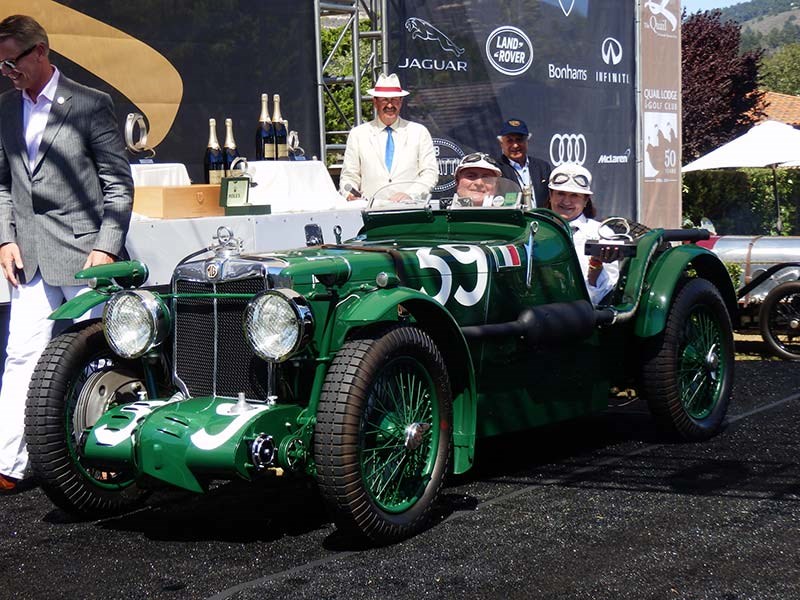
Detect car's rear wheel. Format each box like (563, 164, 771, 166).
(759, 281, 800, 361)
(26, 321, 150, 517)
(314, 325, 452, 544)
(640, 278, 734, 441)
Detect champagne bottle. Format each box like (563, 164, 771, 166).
(204, 118, 225, 184)
(255, 93, 276, 161)
(223, 118, 241, 176)
(272, 94, 288, 160)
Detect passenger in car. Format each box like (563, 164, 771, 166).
(546, 163, 620, 305)
(453, 153, 501, 207)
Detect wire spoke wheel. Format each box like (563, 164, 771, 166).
(314, 326, 452, 544)
(641, 278, 734, 441)
(760, 281, 800, 361)
(360, 356, 438, 513)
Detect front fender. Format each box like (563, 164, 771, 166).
(635, 245, 738, 338)
(332, 287, 478, 475)
(50, 260, 150, 320)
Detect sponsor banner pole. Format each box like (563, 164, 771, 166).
(639, 0, 682, 228)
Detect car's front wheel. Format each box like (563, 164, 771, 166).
(640, 278, 735, 441)
(26, 321, 151, 517)
(314, 325, 452, 544)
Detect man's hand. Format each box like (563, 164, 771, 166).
(0, 242, 23, 287)
(82, 250, 117, 270)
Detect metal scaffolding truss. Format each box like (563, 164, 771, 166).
(314, 0, 388, 166)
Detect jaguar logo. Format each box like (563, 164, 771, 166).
(405, 17, 465, 56)
(206, 263, 219, 279)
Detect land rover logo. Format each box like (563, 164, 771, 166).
(432, 137, 465, 193)
(485, 26, 533, 77)
(206, 263, 219, 278)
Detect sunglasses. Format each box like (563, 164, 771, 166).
(0, 44, 37, 71)
(551, 172, 590, 188)
(460, 152, 501, 168)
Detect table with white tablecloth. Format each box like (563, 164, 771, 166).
(131, 163, 191, 187)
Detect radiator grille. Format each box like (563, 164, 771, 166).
(174, 277, 269, 399)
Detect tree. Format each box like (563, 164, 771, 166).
(761, 42, 800, 95)
(681, 10, 766, 161)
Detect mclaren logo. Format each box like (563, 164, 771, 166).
(549, 133, 588, 166)
(18, 0, 183, 147)
(601, 38, 623, 66)
(405, 18, 465, 56)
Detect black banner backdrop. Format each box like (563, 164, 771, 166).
(388, 0, 637, 219)
(0, 1, 321, 184)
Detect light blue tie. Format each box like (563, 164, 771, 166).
(385, 126, 394, 172)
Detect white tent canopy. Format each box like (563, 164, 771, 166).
(683, 120, 800, 172)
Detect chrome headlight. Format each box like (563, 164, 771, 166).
(103, 290, 170, 358)
(244, 289, 313, 362)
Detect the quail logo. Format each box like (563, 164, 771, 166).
(405, 18, 465, 56)
(559, 0, 575, 17)
(601, 37, 622, 66)
(432, 138, 465, 193)
(644, 0, 678, 38)
(485, 26, 533, 76)
(549, 133, 588, 166)
(598, 148, 631, 164)
(398, 17, 468, 72)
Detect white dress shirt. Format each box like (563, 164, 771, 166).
(569, 213, 620, 305)
(22, 66, 60, 167)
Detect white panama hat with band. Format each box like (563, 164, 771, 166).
(367, 73, 410, 97)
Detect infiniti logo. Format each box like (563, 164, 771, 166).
(601, 37, 622, 66)
(559, 0, 575, 16)
(549, 134, 588, 166)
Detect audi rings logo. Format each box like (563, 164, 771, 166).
(485, 26, 533, 76)
(549, 134, 588, 166)
(601, 37, 622, 66)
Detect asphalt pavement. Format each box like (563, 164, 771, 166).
(1, 358, 798, 600)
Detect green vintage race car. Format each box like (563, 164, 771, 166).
(25, 185, 737, 544)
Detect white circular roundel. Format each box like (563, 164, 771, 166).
(485, 26, 533, 77)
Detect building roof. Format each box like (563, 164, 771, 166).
(760, 91, 800, 127)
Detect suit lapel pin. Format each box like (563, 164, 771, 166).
(57, 96, 65, 105)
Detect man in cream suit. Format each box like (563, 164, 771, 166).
(340, 73, 438, 200)
(0, 15, 133, 492)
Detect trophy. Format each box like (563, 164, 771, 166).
(125, 112, 156, 164)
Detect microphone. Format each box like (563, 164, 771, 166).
(343, 183, 362, 198)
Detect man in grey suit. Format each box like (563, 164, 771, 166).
(0, 15, 133, 492)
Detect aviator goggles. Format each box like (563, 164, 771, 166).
(460, 152, 501, 169)
(0, 44, 37, 71)
(551, 171, 590, 189)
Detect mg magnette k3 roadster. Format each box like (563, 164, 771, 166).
(25, 185, 737, 544)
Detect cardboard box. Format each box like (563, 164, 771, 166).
(133, 185, 225, 219)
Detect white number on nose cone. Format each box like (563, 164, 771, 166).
(415, 245, 488, 307)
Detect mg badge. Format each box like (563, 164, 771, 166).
(206, 263, 219, 279)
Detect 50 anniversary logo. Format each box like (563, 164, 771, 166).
(8, 0, 183, 147)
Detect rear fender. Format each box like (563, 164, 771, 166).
(635, 246, 738, 338)
(333, 288, 478, 474)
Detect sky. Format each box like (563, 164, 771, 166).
(681, 0, 747, 13)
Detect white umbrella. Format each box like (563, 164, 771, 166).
(682, 120, 800, 232)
